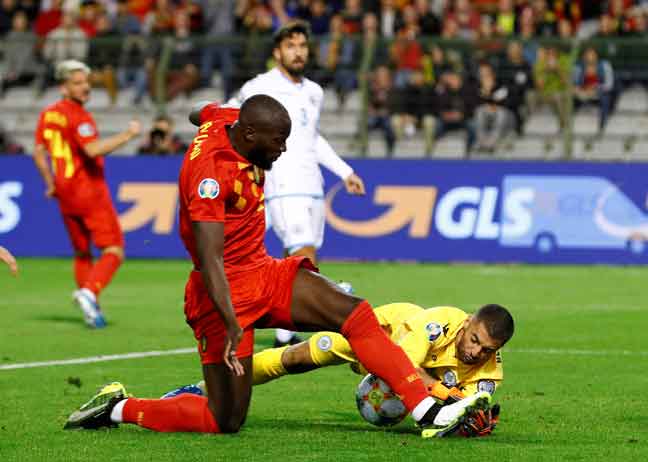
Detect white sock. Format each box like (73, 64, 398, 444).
(275, 328, 294, 343)
(79, 287, 96, 302)
(110, 398, 128, 423)
(411, 396, 435, 422)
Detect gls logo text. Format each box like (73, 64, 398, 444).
(0, 181, 23, 233)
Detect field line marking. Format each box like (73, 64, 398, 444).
(0, 347, 195, 371)
(2, 346, 648, 371)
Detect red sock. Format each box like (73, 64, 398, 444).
(341, 301, 429, 412)
(74, 256, 93, 288)
(83, 253, 122, 296)
(122, 395, 220, 433)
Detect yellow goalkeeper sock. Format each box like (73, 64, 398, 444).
(252, 346, 289, 385)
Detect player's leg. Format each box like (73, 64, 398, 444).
(289, 268, 439, 421)
(268, 196, 317, 346)
(83, 201, 124, 298)
(61, 214, 93, 287)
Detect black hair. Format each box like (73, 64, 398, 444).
(239, 94, 290, 130)
(474, 304, 515, 345)
(273, 20, 311, 49)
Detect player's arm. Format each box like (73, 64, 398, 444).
(32, 143, 56, 198)
(83, 120, 141, 158)
(314, 135, 365, 195)
(0, 246, 18, 276)
(192, 221, 244, 376)
(397, 328, 464, 403)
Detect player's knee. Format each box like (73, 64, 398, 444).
(208, 399, 247, 433)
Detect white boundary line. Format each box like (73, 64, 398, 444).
(1, 346, 648, 372)
(0, 348, 194, 371)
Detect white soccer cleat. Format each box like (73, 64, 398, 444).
(421, 391, 492, 438)
(73, 288, 106, 329)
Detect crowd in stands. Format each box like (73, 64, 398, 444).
(1, 1, 648, 155)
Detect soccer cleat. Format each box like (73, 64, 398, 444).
(420, 391, 492, 438)
(64, 382, 128, 430)
(337, 281, 354, 294)
(73, 288, 106, 329)
(160, 383, 205, 399)
(273, 334, 303, 348)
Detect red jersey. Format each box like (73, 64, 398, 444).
(178, 104, 271, 275)
(35, 99, 107, 212)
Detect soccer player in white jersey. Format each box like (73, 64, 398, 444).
(231, 21, 366, 346)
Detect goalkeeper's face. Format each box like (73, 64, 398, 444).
(455, 318, 500, 365)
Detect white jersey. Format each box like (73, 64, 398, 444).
(234, 67, 353, 198)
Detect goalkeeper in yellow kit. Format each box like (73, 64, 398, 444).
(163, 302, 513, 421)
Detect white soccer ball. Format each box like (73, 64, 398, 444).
(355, 374, 408, 427)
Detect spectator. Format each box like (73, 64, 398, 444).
(163, 10, 200, 100)
(533, 46, 571, 130)
(78, 0, 100, 37)
(0, 10, 41, 97)
(531, 0, 557, 37)
(341, 0, 363, 34)
(200, 0, 235, 98)
(366, 65, 395, 156)
(359, 12, 389, 69)
(0, 0, 17, 36)
(138, 115, 188, 155)
(557, 17, 573, 38)
(517, 6, 539, 64)
(378, 0, 398, 39)
(239, 0, 272, 33)
(446, 0, 480, 40)
(0, 122, 25, 154)
(40, 11, 88, 92)
(314, 14, 358, 111)
(389, 4, 422, 88)
(425, 69, 479, 156)
(87, 12, 119, 104)
(308, 0, 331, 36)
(391, 69, 427, 139)
(34, 0, 63, 38)
(421, 45, 460, 87)
(474, 62, 512, 153)
(414, 0, 441, 36)
(498, 40, 534, 135)
(115, 0, 149, 104)
(495, 0, 515, 36)
(596, 13, 619, 37)
(573, 46, 614, 133)
(176, 0, 204, 33)
(143, 0, 175, 36)
(268, 0, 294, 31)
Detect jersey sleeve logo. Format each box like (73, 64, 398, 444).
(198, 178, 220, 199)
(77, 122, 95, 137)
(477, 380, 496, 394)
(442, 370, 458, 387)
(425, 322, 443, 342)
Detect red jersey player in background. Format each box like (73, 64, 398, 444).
(64, 95, 492, 438)
(32, 60, 141, 329)
(0, 246, 18, 275)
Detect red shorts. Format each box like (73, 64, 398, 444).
(185, 256, 316, 365)
(61, 198, 124, 252)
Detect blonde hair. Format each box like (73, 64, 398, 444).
(55, 60, 90, 83)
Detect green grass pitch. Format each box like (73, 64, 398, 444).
(1, 259, 647, 461)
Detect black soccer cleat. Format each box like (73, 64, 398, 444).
(273, 334, 303, 348)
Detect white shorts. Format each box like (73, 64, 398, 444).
(266, 195, 325, 253)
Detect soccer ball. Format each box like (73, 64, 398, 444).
(355, 374, 408, 427)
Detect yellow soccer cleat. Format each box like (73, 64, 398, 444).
(64, 382, 129, 430)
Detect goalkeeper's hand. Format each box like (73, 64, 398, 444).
(427, 380, 465, 404)
(458, 403, 501, 438)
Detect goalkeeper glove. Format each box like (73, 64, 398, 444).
(427, 381, 465, 403)
(458, 403, 501, 437)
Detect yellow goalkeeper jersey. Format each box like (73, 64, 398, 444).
(376, 303, 503, 395)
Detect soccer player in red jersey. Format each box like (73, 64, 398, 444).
(64, 95, 492, 437)
(32, 60, 141, 328)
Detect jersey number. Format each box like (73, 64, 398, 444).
(43, 129, 74, 178)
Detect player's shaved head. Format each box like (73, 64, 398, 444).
(239, 94, 291, 132)
(228, 94, 291, 170)
(474, 304, 514, 345)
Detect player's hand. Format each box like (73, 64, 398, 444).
(0, 246, 18, 276)
(223, 322, 244, 376)
(344, 173, 365, 195)
(127, 120, 142, 138)
(458, 403, 500, 437)
(45, 184, 56, 198)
